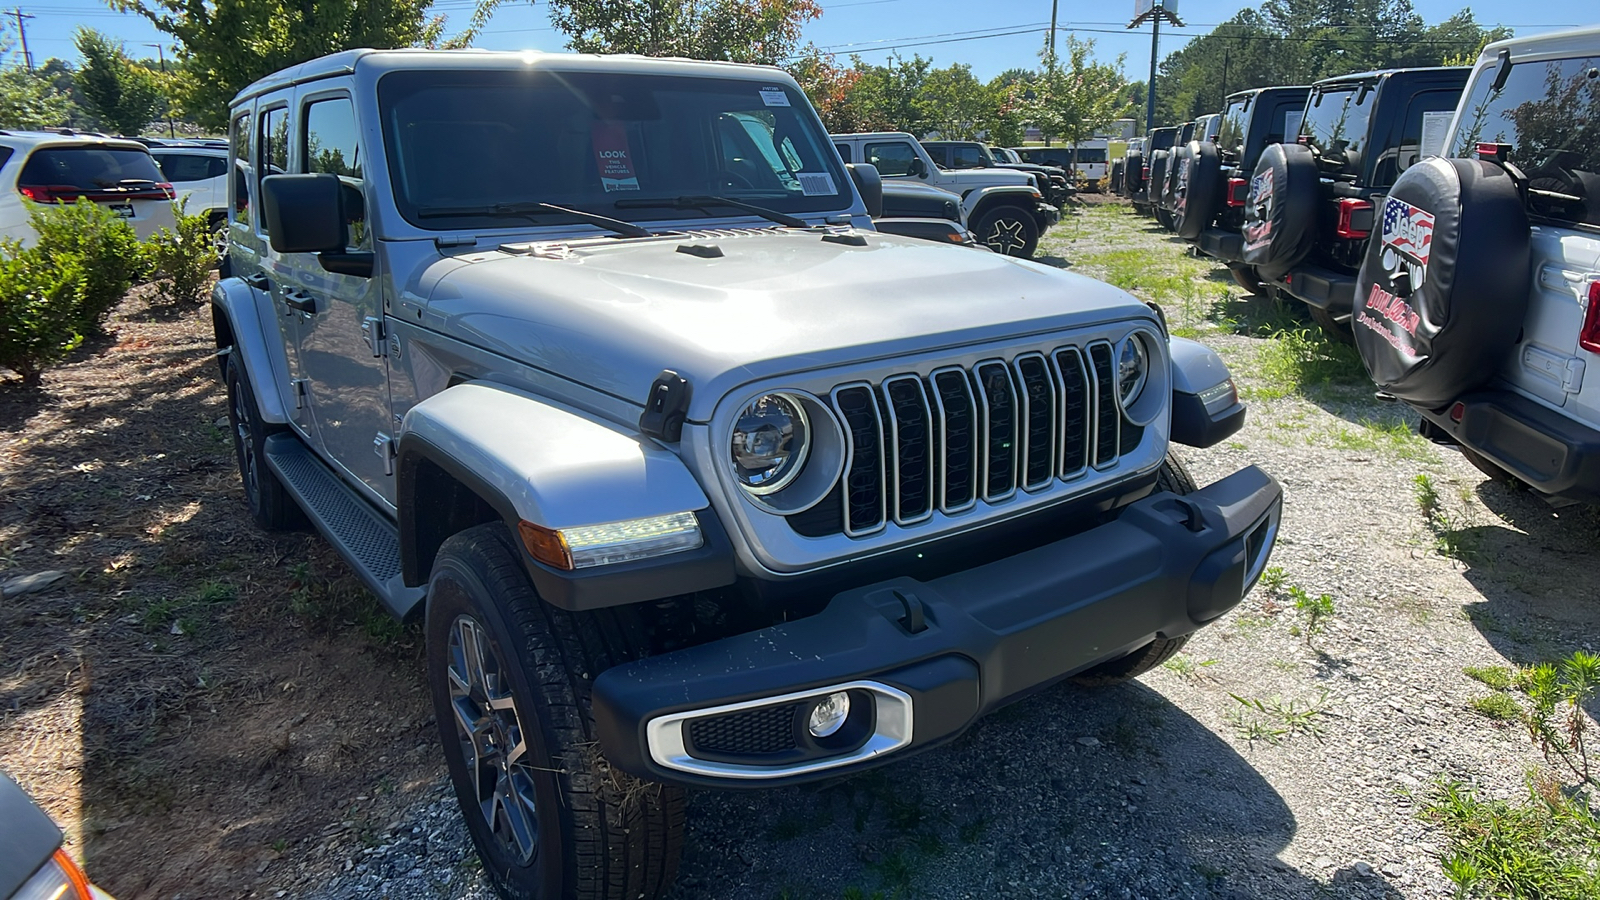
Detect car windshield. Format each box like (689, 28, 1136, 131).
(1302, 83, 1374, 175)
(377, 69, 850, 229)
(1449, 54, 1600, 229)
(1217, 97, 1250, 160)
(18, 146, 165, 191)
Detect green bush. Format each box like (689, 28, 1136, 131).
(148, 204, 219, 306)
(0, 244, 88, 386)
(27, 198, 150, 332)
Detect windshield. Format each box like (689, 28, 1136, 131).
(1450, 55, 1600, 229)
(1302, 83, 1375, 175)
(377, 69, 850, 229)
(19, 146, 165, 191)
(1217, 96, 1250, 160)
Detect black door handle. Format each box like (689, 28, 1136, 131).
(283, 290, 317, 313)
(243, 272, 270, 291)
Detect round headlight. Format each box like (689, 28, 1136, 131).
(731, 393, 810, 494)
(1117, 335, 1149, 408)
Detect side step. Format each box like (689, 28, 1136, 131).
(263, 433, 425, 621)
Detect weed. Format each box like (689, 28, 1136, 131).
(192, 581, 236, 604)
(1258, 565, 1287, 596)
(1421, 776, 1600, 900)
(1464, 665, 1516, 691)
(1414, 474, 1479, 561)
(1327, 418, 1434, 461)
(1519, 652, 1600, 789)
(1288, 586, 1336, 645)
(1244, 328, 1366, 400)
(270, 838, 288, 853)
(1163, 654, 1219, 681)
(1227, 691, 1330, 745)
(1469, 694, 1522, 722)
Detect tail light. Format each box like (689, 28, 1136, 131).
(1581, 280, 1600, 355)
(1297, 135, 1310, 145)
(18, 184, 81, 202)
(158, 181, 176, 200)
(1335, 197, 1373, 239)
(1226, 177, 1249, 207)
(1477, 142, 1511, 162)
(1141, 165, 1150, 179)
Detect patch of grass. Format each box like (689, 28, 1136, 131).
(1227, 691, 1330, 746)
(1326, 418, 1434, 461)
(1414, 473, 1479, 562)
(1469, 693, 1522, 722)
(1288, 585, 1336, 645)
(1465, 665, 1516, 691)
(1421, 776, 1600, 900)
(1163, 654, 1219, 681)
(1244, 328, 1366, 400)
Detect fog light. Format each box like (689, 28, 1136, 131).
(807, 692, 850, 738)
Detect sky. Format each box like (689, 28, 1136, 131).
(6, 0, 1596, 85)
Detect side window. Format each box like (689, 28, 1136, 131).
(950, 145, 985, 168)
(230, 112, 251, 225)
(834, 143, 852, 163)
(866, 141, 916, 176)
(156, 154, 215, 183)
(1380, 89, 1461, 186)
(302, 96, 368, 250)
(0, 146, 15, 170)
(207, 157, 230, 179)
(257, 106, 288, 233)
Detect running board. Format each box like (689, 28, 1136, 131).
(263, 433, 425, 621)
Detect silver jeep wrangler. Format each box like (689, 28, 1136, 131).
(213, 49, 1282, 900)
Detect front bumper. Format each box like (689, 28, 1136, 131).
(1035, 202, 1061, 228)
(1419, 390, 1600, 503)
(593, 465, 1282, 788)
(1279, 263, 1356, 316)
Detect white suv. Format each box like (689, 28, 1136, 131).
(148, 141, 233, 254)
(0, 131, 176, 243)
(1353, 25, 1600, 505)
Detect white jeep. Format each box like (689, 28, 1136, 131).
(213, 49, 1281, 900)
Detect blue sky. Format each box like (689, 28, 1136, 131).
(9, 0, 1596, 84)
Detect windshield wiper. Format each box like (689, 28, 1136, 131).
(415, 201, 651, 239)
(613, 195, 808, 229)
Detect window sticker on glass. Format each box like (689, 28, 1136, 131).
(1284, 110, 1303, 140)
(797, 172, 836, 196)
(1419, 110, 1452, 158)
(759, 87, 790, 107)
(591, 122, 639, 191)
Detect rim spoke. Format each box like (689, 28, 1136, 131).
(446, 613, 538, 862)
(500, 775, 538, 860)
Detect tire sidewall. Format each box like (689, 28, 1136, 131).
(427, 538, 567, 900)
(1241, 142, 1319, 278)
(225, 357, 269, 524)
(975, 206, 1039, 257)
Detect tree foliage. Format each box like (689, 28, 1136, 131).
(109, 0, 448, 130)
(543, 0, 820, 64)
(0, 67, 75, 130)
(1030, 36, 1132, 150)
(74, 29, 163, 136)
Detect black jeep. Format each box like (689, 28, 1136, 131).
(1238, 66, 1469, 333)
(920, 140, 1073, 206)
(1131, 126, 1179, 215)
(1157, 116, 1217, 231)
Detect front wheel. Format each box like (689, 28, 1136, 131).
(225, 355, 302, 530)
(427, 524, 685, 900)
(973, 206, 1040, 258)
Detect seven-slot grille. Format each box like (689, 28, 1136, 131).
(829, 341, 1126, 537)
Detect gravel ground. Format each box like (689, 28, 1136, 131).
(264, 202, 1600, 900)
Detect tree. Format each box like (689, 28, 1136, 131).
(919, 63, 995, 140)
(1031, 36, 1131, 157)
(0, 67, 75, 130)
(789, 45, 868, 132)
(74, 29, 164, 136)
(847, 53, 932, 134)
(109, 0, 447, 130)
(542, 0, 820, 64)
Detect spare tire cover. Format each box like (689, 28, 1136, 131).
(1124, 150, 1145, 194)
(1175, 140, 1224, 240)
(1147, 150, 1169, 202)
(1353, 157, 1531, 409)
(1162, 144, 1189, 211)
(1241, 142, 1319, 278)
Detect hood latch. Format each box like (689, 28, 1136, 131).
(639, 370, 693, 443)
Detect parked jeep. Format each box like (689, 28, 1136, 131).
(833, 132, 1059, 257)
(1240, 66, 1469, 334)
(1353, 26, 1600, 505)
(1116, 137, 1145, 197)
(1134, 126, 1179, 215)
(1157, 116, 1217, 232)
(1185, 85, 1310, 291)
(919, 140, 1073, 206)
(216, 49, 1281, 900)
(1014, 143, 1111, 190)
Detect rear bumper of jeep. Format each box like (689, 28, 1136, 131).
(1279, 263, 1356, 317)
(1197, 227, 1243, 262)
(1419, 390, 1600, 503)
(593, 466, 1282, 788)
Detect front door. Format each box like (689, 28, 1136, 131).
(278, 90, 394, 505)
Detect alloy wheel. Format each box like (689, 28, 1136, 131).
(984, 217, 1028, 255)
(230, 378, 260, 506)
(447, 614, 540, 864)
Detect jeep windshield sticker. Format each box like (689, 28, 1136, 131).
(1284, 111, 1302, 141)
(759, 87, 790, 107)
(591, 122, 640, 192)
(1418, 111, 1452, 159)
(796, 172, 837, 196)
(1379, 197, 1433, 286)
(1242, 168, 1274, 251)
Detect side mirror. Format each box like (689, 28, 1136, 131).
(846, 163, 883, 218)
(909, 157, 928, 178)
(261, 173, 344, 253)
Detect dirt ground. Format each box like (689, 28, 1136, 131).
(3, 204, 1598, 899)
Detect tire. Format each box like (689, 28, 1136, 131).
(1147, 150, 1170, 217)
(1308, 305, 1353, 343)
(1161, 144, 1187, 214)
(1174, 141, 1223, 241)
(1070, 452, 1196, 687)
(1241, 142, 1320, 279)
(1154, 206, 1175, 231)
(427, 524, 686, 900)
(225, 355, 303, 531)
(1351, 158, 1531, 409)
(1459, 446, 1528, 489)
(1227, 263, 1266, 296)
(1124, 150, 1145, 195)
(1110, 160, 1125, 196)
(973, 205, 1040, 258)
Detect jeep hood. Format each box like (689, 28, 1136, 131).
(422, 230, 1152, 421)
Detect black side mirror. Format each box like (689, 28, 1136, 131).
(846, 163, 883, 218)
(908, 157, 928, 178)
(261, 173, 374, 278)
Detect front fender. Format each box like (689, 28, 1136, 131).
(1169, 337, 1247, 448)
(397, 382, 735, 609)
(961, 185, 1036, 222)
(211, 277, 290, 424)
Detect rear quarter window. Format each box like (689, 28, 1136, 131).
(18, 146, 164, 190)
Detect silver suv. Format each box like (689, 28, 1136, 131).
(1353, 25, 1600, 505)
(214, 49, 1281, 900)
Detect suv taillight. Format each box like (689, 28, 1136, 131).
(1141, 165, 1150, 179)
(18, 184, 80, 202)
(1335, 198, 1373, 239)
(1226, 177, 1249, 207)
(1581, 281, 1600, 355)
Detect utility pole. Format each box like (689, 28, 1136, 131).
(11, 8, 35, 71)
(1128, 0, 1183, 135)
(144, 43, 175, 138)
(1048, 0, 1059, 57)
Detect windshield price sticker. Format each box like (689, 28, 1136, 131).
(759, 87, 791, 107)
(591, 122, 640, 192)
(797, 172, 837, 196)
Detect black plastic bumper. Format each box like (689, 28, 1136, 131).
(592, 466, 1282, 788)
(1197, 227, 1243, 263)
(1280, 263, 1356, 316)
(1035, 203, 1061, 228)
(1419, 390, 1600, 503)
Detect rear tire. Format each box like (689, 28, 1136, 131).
(1228, 264, 1266, 296)
(1308, 305, 1353, 343)
(427, 524, 686, 900)
(1071, 452, 1196, 687)
(973, 205, 1040, 258)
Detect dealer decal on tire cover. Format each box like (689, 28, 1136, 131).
(1355, 197, 1434, 357)
(1242, 169, 1274, 252)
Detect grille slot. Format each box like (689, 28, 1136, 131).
(1054, 348, 1091, 478)
(884, 376, 934, 524)
(833, 384, 886, 535)
(687, 704, 799, 757)
(1088, 341, 1120, 468)
(975, 362, 1018, 501)
(930, 368, 977, 512)
(1014, 354, 1056, 490)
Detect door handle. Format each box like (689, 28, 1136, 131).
(283, 290, 317, 313)
(243, 272, 270, 291)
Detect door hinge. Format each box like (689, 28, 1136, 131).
(291, 378, 309, 410)
(374, 432, 395, 476)
(361, 316, 386, 358)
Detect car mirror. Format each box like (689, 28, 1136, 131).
(909, 157, 927, 178)
(846, 163, 883, 218)
(261, 174, 344, 254)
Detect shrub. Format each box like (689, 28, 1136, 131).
(27, 198, 150, 332)
(148, 203, 219, 306)
(0, 244, 88, 386)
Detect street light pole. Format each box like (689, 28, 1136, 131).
(143, 43, 175, 138)
(1049, 0, 1059, 57)
(1128, 1, 1183, 135)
